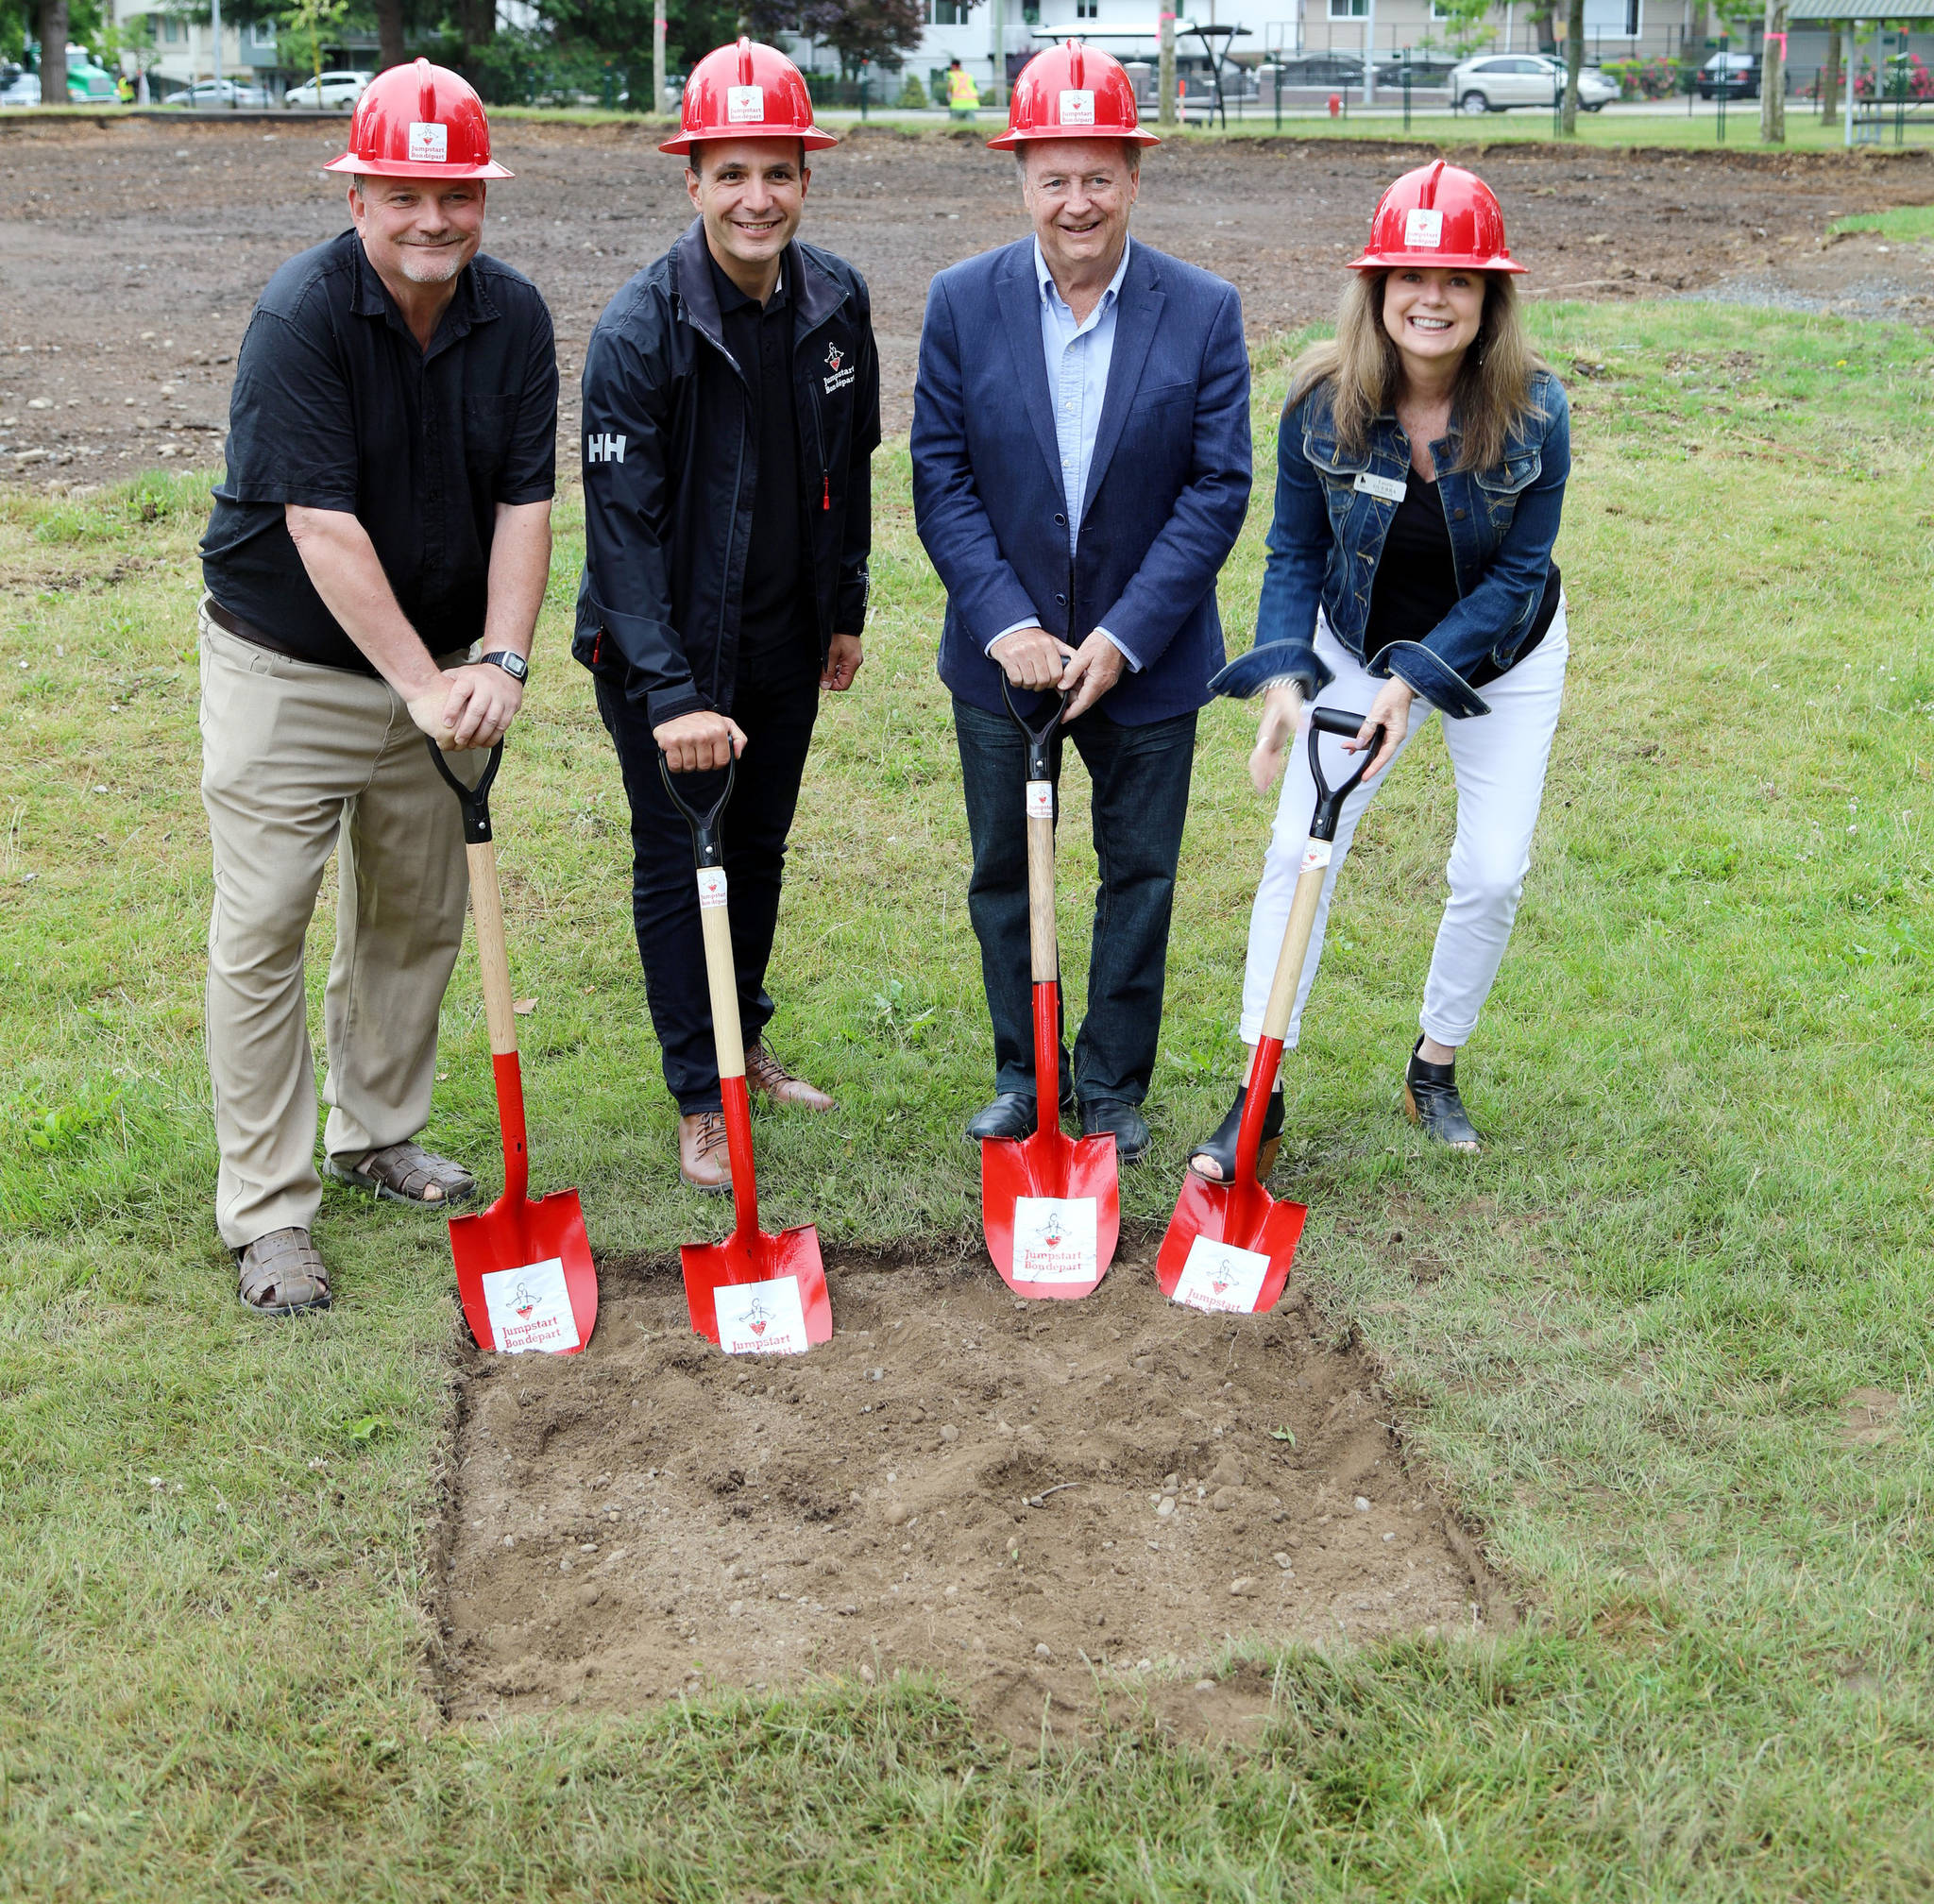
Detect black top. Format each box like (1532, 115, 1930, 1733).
(707, 252, 808, 661)
(1365, 467, 1559, 691)
(200, 230, 558, 672)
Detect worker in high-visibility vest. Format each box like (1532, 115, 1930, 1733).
(946, 57, 979, 120)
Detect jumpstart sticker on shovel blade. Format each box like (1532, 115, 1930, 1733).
(1171, 1235, 1272, 1315)
(715, 1275, 811, 1355)
(1012, 1197, 1098, 1284)
(480, 1257, 583, 1354)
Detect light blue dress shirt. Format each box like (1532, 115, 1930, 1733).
(986, 236, 1139, 671)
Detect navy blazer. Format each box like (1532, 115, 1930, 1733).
(911, 237, 1251, 726)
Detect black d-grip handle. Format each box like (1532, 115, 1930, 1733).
(424, 737, 503, 845)
(1305, 706, 1383, 843)
(658, 750, 736, 869)
(1001, 676, 1068, 785)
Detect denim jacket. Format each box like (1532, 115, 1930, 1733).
(1234, 367, 1569, 719)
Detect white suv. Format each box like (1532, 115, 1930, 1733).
(284, 69, 371, 109)
(1450, 53, 1619, 113)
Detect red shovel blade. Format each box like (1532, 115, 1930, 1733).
(982, 1128, 1121, 1299)
(680, 1078, 833, 1355)
(681, 1220, 833, 1356)
(452, 1186, 600, 1355)
(1155, 1170, 1307, 1316)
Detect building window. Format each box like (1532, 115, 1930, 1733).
(1328, 0, 1367, 17)
(161, 12, 183, 41)
(927, 0, 972, 20)
(1076, 0, 1098, 14)
(1430, 0, 1451, 16)
(248, 20, 275, 46)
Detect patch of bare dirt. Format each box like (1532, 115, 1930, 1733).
(436, 1245, 1501, 1737)
(1840, 1386, 1904, 1447)
(0, 118, 1928, 486)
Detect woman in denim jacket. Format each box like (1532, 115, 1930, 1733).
(1192, 162, 1569, 1174)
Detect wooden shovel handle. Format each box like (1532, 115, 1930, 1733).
(699, 892, 746, 1081)
(467, 839, 519, 1059)
(1027, 810, 1057, 982)
(1260, 856, 1327, 1045)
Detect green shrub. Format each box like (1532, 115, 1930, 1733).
(898, 74, 926, 108)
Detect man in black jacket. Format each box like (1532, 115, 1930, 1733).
(574, 38, 879, 1189)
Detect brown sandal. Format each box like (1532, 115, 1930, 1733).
(326, 1141, 476, 1208)
(236, 1227, 331, 1317)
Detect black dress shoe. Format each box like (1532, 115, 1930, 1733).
(1402, 1038, 1484, 1150)
(1079, 1097, 1149, 1163)
(967, 1092, 1039, 1141)
(1187, 1083, 1283, 1184)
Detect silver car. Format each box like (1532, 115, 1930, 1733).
(1450, 53, 1618, 113)
(284, 69, 371, 109)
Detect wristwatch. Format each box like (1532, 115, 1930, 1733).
(480, 651, 529, 683)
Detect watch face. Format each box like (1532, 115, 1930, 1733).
(490, 652, 529, 681)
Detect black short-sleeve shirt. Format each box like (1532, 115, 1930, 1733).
(200, 230, 558, 672)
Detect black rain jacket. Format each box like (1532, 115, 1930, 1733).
(572, 220, 880, 726)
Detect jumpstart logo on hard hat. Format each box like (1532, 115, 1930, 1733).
(408, 120, 449, 164)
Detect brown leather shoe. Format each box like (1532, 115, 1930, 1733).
(744, 1042, 835, 1112)
(679, 1111, 732, 1192)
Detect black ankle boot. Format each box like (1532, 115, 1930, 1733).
(1402, 1039, 1483, 1150)
(1187, 1083, 1285, 1184)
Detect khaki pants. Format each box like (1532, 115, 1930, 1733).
(198, 604, 475, 1250)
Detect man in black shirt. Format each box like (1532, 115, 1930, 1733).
(575, 38, 878, 1191)
(197, 60, 557, 1315)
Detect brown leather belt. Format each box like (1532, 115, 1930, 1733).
(203, 596, 309, 661)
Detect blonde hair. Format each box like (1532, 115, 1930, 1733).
(1285, 267, 1545, 475)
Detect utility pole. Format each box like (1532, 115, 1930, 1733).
(212, 0, 224, 86)
(653, 0, 666, 117)
(1364, 0, 1376, 104)
(989, 0, 1005, 107)
(1159, 6, 1176, 124)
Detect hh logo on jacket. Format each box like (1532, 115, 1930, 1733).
(586, 432, 626, 465)
(822, 341, 855, 396)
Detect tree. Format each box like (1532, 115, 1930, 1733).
(1430, 0, 1496, 60)
(746, 0, 925, 76)
(36, 0, 66, 101)
(1821, 25, 1841, 128)
(1559, 0, 1582, 129)
(1757, 0, 1784, 137)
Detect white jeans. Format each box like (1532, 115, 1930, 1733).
(1237, 605, 1569, 1052)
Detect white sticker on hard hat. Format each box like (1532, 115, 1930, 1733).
(697, 867, 728, 910)
(727, 83, 765, 122)
(1404, 207, 1444, 248)
(408, 120, 449, 163)
(1058, 88, 1095, 124)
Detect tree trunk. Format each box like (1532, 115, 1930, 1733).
(1758, 0, 1785, 141)
(1821, 26, 1841, 128)
(1688, 1, 1708, 58)
(376, 0, 405, 72)
(1561, 0, 1584, 130)
(38, 0, 68, 104)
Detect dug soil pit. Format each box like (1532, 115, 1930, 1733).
(439, 1245, 1500, 1737)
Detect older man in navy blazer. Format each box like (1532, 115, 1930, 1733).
(911, 41, 1251, 1160)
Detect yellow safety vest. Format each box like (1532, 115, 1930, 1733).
(948, 67, 979, 108)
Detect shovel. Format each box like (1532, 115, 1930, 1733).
(426, 739, 599, 1356)
(1156, 701, 1381, 1316)
(980, 683, 1120, 1299)
(659, 752, 833, 1357)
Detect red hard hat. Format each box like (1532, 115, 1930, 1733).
(323, 59, 511, 180)
(987, 40, 1160, 150)
(660, 37, 838, 156)
(1347, 160, 1523, 274)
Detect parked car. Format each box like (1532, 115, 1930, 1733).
(0, 69, 42, 105)
(283, 68, 370, 108)
(166, 77, 271, 108)
(1273, 52, 1372, 87)
(1696, 51, 1761, 98)
(1449, 52, 1618, 112)
(1373, 54, 1458, 87)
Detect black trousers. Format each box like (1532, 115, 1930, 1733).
(953, 694, 1197, 1107)
(596, 647, 820, 1115)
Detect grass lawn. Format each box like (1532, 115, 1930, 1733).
(1831, 202, 1934, 240)
(1, 297, 1931, 1898)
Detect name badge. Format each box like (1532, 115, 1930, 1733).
(1353, 471, 1409, 503)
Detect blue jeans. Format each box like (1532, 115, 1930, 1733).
(952, 694, 1196, 1107)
